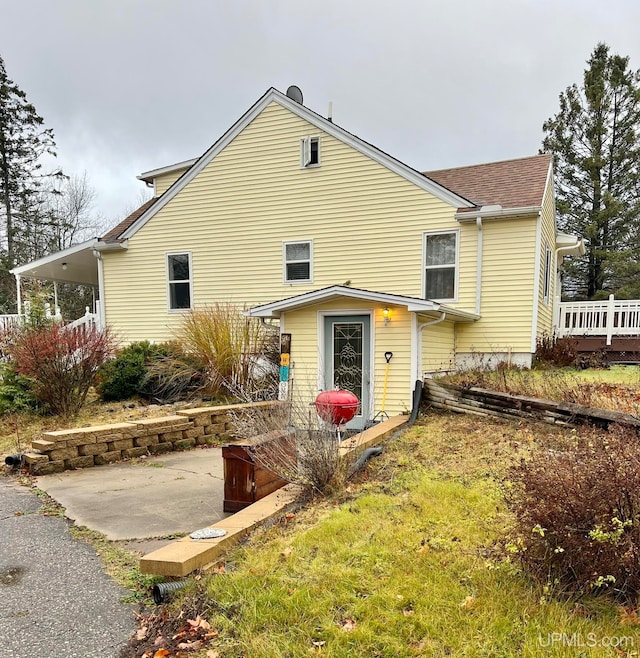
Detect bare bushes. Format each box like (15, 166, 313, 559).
(230, 398, 352, 495)
(177, 304, 278, 400)
(506, 424, 640, 602)
(534, 334, 578, 368)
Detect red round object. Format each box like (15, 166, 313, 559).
(315, 390, 359, 425)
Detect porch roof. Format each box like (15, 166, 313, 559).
(245, 285, 479, 321)
(10, 238, 99, 286)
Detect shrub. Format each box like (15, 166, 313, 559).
(505, 424, 640, 602)
(97, 341, 172, 401)
(177, 304, 279, 399)
(0, 363, 39, 415)
(141, 352, 207, 403)
(533, 334, 578, 368)
(5, 324, 117, 417)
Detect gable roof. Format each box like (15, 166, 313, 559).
(103, 87, 474, 243)
(424, 153, 552, 214)
(246, 285, 479, 321)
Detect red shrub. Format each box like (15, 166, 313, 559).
(6, 324, 117, 417)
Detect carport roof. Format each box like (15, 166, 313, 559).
(245, 285, 479, 321)
(10, 238, 99, 286)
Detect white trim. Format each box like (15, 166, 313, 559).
(246, 285, 479, 321)
(137, 158, 198, 183)
(166, 251, 193, 312)
(422, 229, 459, 303)
(119, 88, 473, 241)
(543, 241, 552, 305)
(300, 135, 321, 168)
(543, 158, 555, 231)
(283, 239, 313, 284)
(96, 252, 106, 328)
(530, 215, 543, 353)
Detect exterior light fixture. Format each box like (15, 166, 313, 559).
(383, 306, 390, 325)
(62, 262, 68, 270)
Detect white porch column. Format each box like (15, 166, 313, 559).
(94, 250, 106, 329)
(14, 273, 21, 318)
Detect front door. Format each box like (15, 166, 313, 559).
(323, 315, 371, 430)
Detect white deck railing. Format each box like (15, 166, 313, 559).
(556, 295, 640, 345)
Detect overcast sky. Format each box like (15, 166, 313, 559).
(2, 0, 640, 229)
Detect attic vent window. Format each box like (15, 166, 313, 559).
(284, 240, 312, 283)
(301, 136, 320, 167)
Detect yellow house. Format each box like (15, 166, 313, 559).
(11, 87, 583, 429)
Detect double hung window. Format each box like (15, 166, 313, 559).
(167, 252, 192, 310)
(284, 241, 312, 283)
(424, 231, 457, 301)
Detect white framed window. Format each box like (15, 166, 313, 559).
(301, 136, 320, 167)
(283, 240, 313, 283)
(166, 252, 192, 310)
(423, 230, 458, 301)
(543, 243, 552, 304)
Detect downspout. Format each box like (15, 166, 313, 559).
(475, 217, 483, 316)
(554, 240, 585, 332)
(411, 311, 447, 423)
(416, 311, 447, 379)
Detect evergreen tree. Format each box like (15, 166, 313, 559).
(0, 54, 61, 311)
(542, 43, 640, 299)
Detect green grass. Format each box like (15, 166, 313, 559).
(70, 526, 161, 604)
(167, 413, 640, 657)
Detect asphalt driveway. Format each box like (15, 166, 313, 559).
(1, 446, 227, 657)
(0, 476, 134, 658)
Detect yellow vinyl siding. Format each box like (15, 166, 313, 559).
(154, 167, 191, 196)
(102, 102, 474, 342)
(536, 173, 556, 340)
(282, 300, 414, 418)
(456, 217, 537, 355)
(421, 319, 455, 373)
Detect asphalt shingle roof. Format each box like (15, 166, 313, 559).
(424, 153, 552, 212)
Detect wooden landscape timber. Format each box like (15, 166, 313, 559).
(423, 379, 640, 429)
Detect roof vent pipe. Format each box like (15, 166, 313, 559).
(328, 101, 333, 122)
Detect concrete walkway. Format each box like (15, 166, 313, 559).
(0, 476, 134, 658)
(35, 446, 226, 543)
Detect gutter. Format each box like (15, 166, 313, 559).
(93, 240, 128, 252)
(456, 205, 542, 222)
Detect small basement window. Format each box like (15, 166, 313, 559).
(167, 252, 192, 310)
(301, 136, 320, 167)
(284, 241, 312, 283)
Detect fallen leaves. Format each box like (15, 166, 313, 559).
(130, 608, 219, 658)
(340, 618, 357, 632)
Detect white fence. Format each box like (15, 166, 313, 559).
(556, 295, 640, 345)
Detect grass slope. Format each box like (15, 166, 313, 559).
(163, 413, 639, 657)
